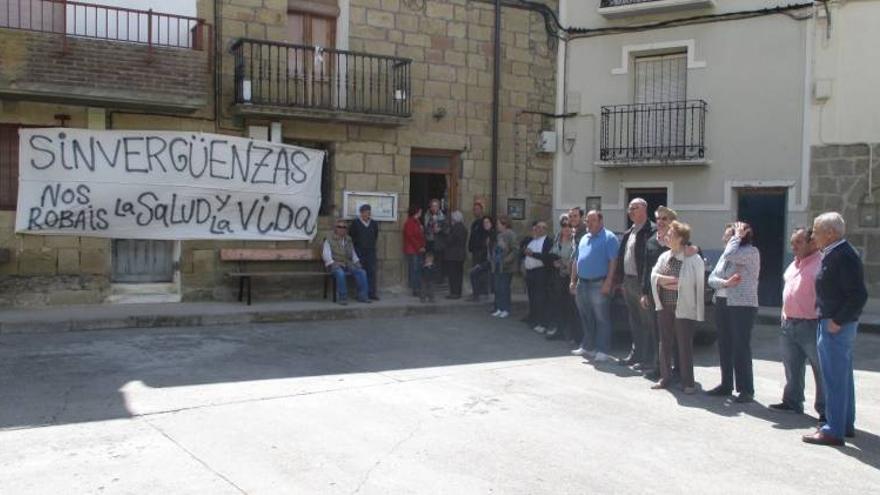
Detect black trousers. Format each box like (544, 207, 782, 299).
(445, 260, 464, 297)
(552, 275, 579, 342)
(525, 267, 550, 327)
(469, 257, 490, 295)
(715, 298, 756, 395)
(357, 248, 378, 298)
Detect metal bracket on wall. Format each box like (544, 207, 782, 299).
(402, 0, 426, 13)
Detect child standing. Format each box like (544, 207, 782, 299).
(420, 252, 438, 303)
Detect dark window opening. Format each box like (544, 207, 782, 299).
(0, 125, 21, 211)
(285, 139, 333, 216)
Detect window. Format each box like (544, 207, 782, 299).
(633, 52, 687, 104)
(284, 139, 333, 216)
(0, 125, 21, 210)
(633, 52, 687, 154)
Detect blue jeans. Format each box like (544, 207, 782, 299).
(574, 279, 611, 354)
(330, 265, 368, 301)
(817, 319, 857, 438)
(405, 254, 423, 292)
(356, 248, 378, 298)
(494, 272, 513, 312)
(780, 318, 825, 415)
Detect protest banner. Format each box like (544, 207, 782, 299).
(15, 129, 325, 240)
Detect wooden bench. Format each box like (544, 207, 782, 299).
(221, 248, 335, 305)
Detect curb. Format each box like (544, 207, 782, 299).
(0, 300, 530, 335)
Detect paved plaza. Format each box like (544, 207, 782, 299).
(1, 312, 879, 494)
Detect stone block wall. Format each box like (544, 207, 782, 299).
(0, 30, 210, 109)
(0, 213, 111, 306)
(810, 143, 880, 292)
(186, 0, 558, 300)
(0, 0, 558, 306)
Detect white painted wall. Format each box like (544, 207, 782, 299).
(554, 0, 812, 249)
(810, 0, 880, 145)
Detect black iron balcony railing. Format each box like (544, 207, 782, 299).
(231, 38, 412, 118)
(600, 100, 707, 162)
(600, 0, 664, 6)
(0, 0, 208, 50)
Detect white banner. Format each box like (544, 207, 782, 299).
(15, 129, 325, 240)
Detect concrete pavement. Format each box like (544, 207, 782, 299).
(3, 294, 880, 336)
(1, 313, 879, 494)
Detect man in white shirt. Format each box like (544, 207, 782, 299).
(322, 219, 370, 305)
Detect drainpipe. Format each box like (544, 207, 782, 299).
(490, 0, 501, 217)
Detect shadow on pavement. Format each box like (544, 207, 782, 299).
(0, 310, 573, 430)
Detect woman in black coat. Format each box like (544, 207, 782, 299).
(444, 210, 469, 299)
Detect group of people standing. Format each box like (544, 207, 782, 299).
(325, 198, 867, 447)
(553, 200, 866, 447)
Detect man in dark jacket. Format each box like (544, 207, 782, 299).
(803, 212, 867, 446)
(615, 198, 656, 368)
(444, 210, 469, 299)
(348, 204, 380, 300)
(468, 201, 489, 296)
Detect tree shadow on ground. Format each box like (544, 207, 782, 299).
(0, 309, 571, 430)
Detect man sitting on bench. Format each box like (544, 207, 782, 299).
(322, 219, 371, 305)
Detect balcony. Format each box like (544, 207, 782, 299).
(599, 100, 708, 166)
(231, 39, 412, 126)
(598, 0, 715, 18)
(0, 0, 210, 112)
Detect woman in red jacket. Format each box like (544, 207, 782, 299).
(403, 205, 426, 297)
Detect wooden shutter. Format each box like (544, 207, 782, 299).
(0, 125, 20, 211)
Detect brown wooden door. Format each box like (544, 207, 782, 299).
(0, 125, 21, 211)
(287, 10, 336, 108)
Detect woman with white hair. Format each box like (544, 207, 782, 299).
(444, 210, 469, 299)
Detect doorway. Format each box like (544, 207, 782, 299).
(737, 188, 787, 307)
(111, 239, 174, 283)
(409, 150, 460, 214)
(625, 188, 668, 228)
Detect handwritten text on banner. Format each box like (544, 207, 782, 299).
(15, 129, 325, 240)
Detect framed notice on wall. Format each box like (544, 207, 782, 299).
(507, 198, 526, 220)
(343, 191, 398, 222)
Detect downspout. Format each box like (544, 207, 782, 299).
(213, 0, 222, 133)
(491, 0, 501, 217)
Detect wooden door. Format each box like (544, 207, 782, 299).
(112, 239, 174, 283)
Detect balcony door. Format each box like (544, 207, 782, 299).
(632, 52, 687, 159)
(287, 6, 336, 108)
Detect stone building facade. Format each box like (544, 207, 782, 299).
(0, 0, 558, 306)
(809, 0, 880, 293)
(809, 144, 880, 291)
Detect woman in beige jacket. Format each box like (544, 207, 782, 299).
(650, 221, 705, 394)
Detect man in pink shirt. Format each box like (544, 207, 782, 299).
(769, 227, 825, 419)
